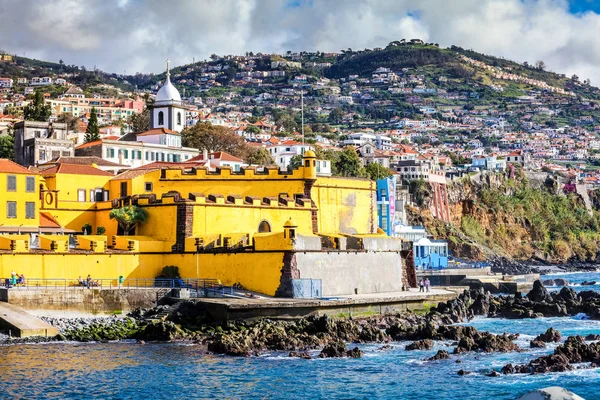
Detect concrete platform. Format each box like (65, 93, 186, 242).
(0, 302, 58, 338)
(185, 287, 467, 322)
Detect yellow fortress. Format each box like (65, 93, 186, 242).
(0, 152, 405, 297)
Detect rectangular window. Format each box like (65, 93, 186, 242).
(25, 202, 35, 219)
(78, 189, 86, 202)
(161, 153, 165, 162)
(7, 175, 16, 191)
(124, 150, 129, 159)
(381, 207, 387, 217)
(6, 201, 16, 218)
(145, 152, 149, 161)
(145, 182, 153, 192)
(90, 189, 95, 202)
(39, 150, 46, 161)
(25, 176, 35, 192)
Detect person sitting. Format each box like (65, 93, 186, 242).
(86, 275, 92, 289)
(78, 276, 85, 286)
(17, 275, 23, 285)
(20, 274, 26, 286)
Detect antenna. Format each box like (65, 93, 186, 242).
(301, 90, 304, 146)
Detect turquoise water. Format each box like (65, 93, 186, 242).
(1, 272, 600, 400)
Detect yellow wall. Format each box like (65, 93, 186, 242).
(0, 172, 39, 228)
(312, 176, 376, 234)
(0, 252, 285, 296)
(44, 173, 111, 202)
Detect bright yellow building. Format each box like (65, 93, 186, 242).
(0, 159, 40, 233)
(0, 152, 406, 297)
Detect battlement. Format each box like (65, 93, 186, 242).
(134, 191, 314, 209)
(159, 164, 310, 181)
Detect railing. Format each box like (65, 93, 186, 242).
(0, 278, 220, 290)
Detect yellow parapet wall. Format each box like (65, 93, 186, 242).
(38, 235, 69, 253)
(76, 235, 107, 253)
(0, 235, 29, 252)
(0, 252, 286, 296)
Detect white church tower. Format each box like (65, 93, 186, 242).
(150, 60, 187, 133)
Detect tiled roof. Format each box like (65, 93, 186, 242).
(188, 151, 243, 163)
(0, 159, 37, 175)
(136, 128, 179, 137)
(45, 156, 125, 167)
(75, 140, 102, 150)
(41, 164, 114, 176)
(40, 212, 62, 228)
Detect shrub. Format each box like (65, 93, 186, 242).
(96, 226, 106, 235)
(82, 223, 92, 234)
(158, 265, 180, 279)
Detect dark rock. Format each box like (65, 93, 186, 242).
(289, 351, 311, 359)
(542, 279, 555, 286)
(527, 280, 553, 303)
(346, 347, 364, 358)
(378, 345, 394, 351)
(405, 339, 434, 351)
(501, 363, 516, 374)
(535, 328, 562, 343)
(319, 341, 347, 358)
(585, 334, 600, 341)
(530, 340, 546, 348)
(554, 278, 569, 287)
(457, 369, 472, 376)
(582, 281, 596, 286)
(486, 370, 501, 377)
(427, 350, 450, 361)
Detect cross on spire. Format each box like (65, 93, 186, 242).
(166, 59, 171, 79)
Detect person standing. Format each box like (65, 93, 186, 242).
(425, 278, 431, 293)
(419, 279, 425, 293)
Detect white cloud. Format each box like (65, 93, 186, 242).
(1, 0, 600, 83)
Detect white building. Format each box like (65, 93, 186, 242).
(267, 140, 314, 170)
(149, 62, 187, 133)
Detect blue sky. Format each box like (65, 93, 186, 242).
(569, 0, 600, 13)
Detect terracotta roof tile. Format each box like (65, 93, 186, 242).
(75, 140, 102, 150)
(0, 159, 37, 175)
(136, 128, 179, 137)
(40, 212, 61, 228)
(42, 164, 114, 176)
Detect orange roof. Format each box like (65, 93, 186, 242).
(0, 159, 37, 175)
(40, 212, 61, 228)
(75, 140, 102, 150)
(188, 151, 243, 163)
(136, 128, 179, 137)
(41, 163, 114, 176)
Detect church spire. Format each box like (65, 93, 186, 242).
(166, 59, 171, 81)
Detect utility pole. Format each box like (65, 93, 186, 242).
(301, 90, 304, 147)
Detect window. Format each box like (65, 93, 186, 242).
(177, 112, 182, 125)
(145, 152, 149, 161)
(25, 176, 35, 193)
(158, 111, 164, 125)
(145, 182, 153, 192)
(78, 189, 86, 202)
(39, 150, 46, 161)
(6, 201, 16, 218)
(258, 221, 271, 233)
(7, 175, 16, 191)
(25, 202, 35, 219)
(124, 149, 129, 159)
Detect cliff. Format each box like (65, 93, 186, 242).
(408, 171, 600, 264)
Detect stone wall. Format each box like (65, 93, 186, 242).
(0, 288, 160, 314)
(293, 251, 403, 296)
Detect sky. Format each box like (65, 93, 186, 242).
(1, 0, 600, 82)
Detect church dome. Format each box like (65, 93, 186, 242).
(155, 75, 181, 104)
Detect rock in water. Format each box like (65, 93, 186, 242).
(427, 350, 450, 361)
(527, 280, 553, 303)
(530, 340, 546, 348)
(346, 347, 364, 358)
(289, 351, 311, 359)
(405, 339, 434, 351)
(554, 278, 569, 287)
(542, 279, 555, 286)
(535, 328, 562, 343)
(319, 341, 347, 358)
(515, 386, 585, 400)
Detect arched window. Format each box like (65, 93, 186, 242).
(258, 220, 271, 233)
(177, 112, 182, 125)
(158, 111, 164, 125)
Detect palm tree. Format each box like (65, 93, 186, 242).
(109, 205, 148, 235)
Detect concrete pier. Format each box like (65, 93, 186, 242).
(186, 287, 467, 322)
(0, 302, 58, 338)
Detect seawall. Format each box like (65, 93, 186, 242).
(0, 288, 161, 314)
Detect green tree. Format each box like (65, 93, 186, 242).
(0, 134, 14, 160)
(329, 107, 344, 124)
(334, 147, 365, 177)
(182, 122, 248, 158)
(245, 147, 274, 166)
(245, 125, 260, 135)
(365, 162, 393, 180)
(287, 154, 303, 171)
(127, 108, 150, 133)
(85, 107, 100, 142)
(56, 112, 79, 132)
(109, 205, 148, 236)
(23, 91, 51, 121)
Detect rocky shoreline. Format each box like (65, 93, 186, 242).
(3, 279, 600, 376)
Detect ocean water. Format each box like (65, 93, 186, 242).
(541, 270, 600, 294)
(2, 272, 600, 400)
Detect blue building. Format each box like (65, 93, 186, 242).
(413, 237, 449, 270)
(376, 176, 396, 236)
